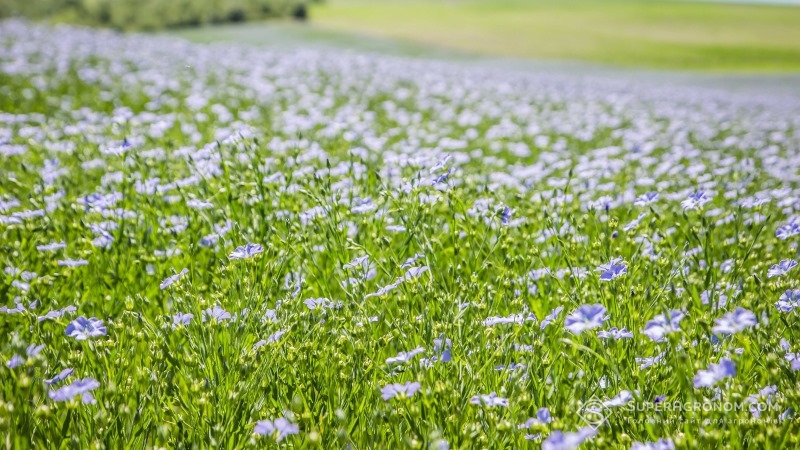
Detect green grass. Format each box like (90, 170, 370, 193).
(308, 0, 800, 71)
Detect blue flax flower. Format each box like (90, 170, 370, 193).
(386, 346, 425, 365)
(202, 306, 231, 322)
(540, 306, 563, 329)
(254, 417, 299, 441)
(712, 307, 756, 335)
(381, 381, 421, 400)
(768, 259, 797, 278)
(775, 290, 800, 312)
(469, 392, 509, 408)
(518, 408, 553, 428)
(160, 268, 188, 290)
(6, 355, 24, 369)
(229, 243, 264, 260)
(634, 192, 659, 207)
(693, 358, 736, 388)
(65, 317, 107, 340)
(172, 312, 194, 327)
(643, 310, 685, 342)
(44, 368, 74, 385)
(565, 304, 607, 335)
(542, 427, 597, 450)
(37, 305, 77, 322)
(681, 191, 710, 210)
(596, 257, 627, 281)
(500, 206, 513, 225)
(49, 378, 100, 404)
(597, 327, 634, 339)
(776, 221, 800, 240)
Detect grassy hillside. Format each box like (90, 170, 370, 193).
(308, 0, 800, 71)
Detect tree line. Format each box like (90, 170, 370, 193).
(0, 0, 315, 30)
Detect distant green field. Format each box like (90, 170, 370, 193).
(307, 0, 800, 71)
(168, 22, 463, 58)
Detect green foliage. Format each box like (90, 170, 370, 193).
(0, 0, 313, 30)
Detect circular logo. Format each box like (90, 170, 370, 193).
(578, 396, 609, 429)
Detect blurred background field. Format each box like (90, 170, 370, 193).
(308, 0, 800, 72)
(2, 0, 800, 72)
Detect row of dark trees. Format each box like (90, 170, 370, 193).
(0, 0, 314, 30)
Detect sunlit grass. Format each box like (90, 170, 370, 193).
(309, 0, 800, 71)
